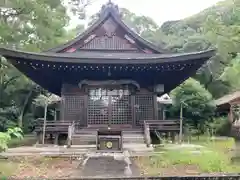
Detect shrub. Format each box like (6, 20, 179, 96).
(211, 117, 231, 136)
(0, 127, 23, 151)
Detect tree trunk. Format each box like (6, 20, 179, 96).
(42, 103, 48, 144)
(18, 87, 34, 128)
(179, 103, 183, 143)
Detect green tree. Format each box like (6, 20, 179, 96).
(220, 54, 240, 90)
(0, 0, 72, 131)
(170, 78, 216, 132)
(158, 0, 240, 97)
(0, 0, 70, 51)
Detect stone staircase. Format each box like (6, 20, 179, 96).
(71, 128, 153, 153)
(72, 128, 97, 145)
(122, 129, 145, 144)
(122, 129, 153, 153)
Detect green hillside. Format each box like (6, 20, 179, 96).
(157, 0, 240, 97)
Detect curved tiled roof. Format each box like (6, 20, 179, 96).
(215, 91, 240, 106)
(45, 1, 168, 54)
(0, 48, 215, 64)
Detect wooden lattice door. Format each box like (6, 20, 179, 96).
(111, 90, 131, 125)
(134, 95, 154, 126)
(62, 95, 85, 121)
(87, 88, 131, 126)
(88, 88, 109, 125)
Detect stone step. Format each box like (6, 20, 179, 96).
(72, 141, 96, 145)
(72, 135, 96, 145)
(123, 143, 153, 153)
(73, 134, 144, 137)
(123, 135, 145, 141)
(123, 139, 145, 143)
(73, 134, 96, 137)
(73, 136, 144, 140)
(72, 134, 145, 144)
(72, 138, 96, 142)
(123, 134, 144, 138)
(72, 129, 146, 145)
(122, 129, 143, 133)
(70, 145, 96, 149)
(72, 137, 96, 140)
(123, 131, 144, 134)
(75, 128, 143, 134)
(75, 131, 97, 135)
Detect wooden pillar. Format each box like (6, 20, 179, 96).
(54, 109, 57, 121)
(54, 133, 59, 145)
(171, 132, 175, 143)
(42, 103, 48, 145)
(37, 132, 42, 144)
(60, 96, 65, 121)
(153, 94, 158, 120)
(162, 106, 166, 120)
(36, 132, 40, 144)
(108, 96, 112, 127)
(131, 95, 136, 127)
(83, 95, 88, 127)
(60, 85, 65, 121)
(179, 102, 183, 143)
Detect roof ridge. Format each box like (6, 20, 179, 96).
(44, 2, 168, 54)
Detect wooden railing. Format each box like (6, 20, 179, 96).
(34, 119, 72, 133)
(143, 120, 180, 146)
(144, 120, 180, 131)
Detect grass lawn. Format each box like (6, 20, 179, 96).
(135, 136, 240, 176)
(188, 136, 235, 153)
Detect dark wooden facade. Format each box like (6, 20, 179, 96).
(0, 1, 215, 136)
(60, 83, 156, 128)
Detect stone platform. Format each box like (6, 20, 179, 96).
(0, 143, 153, 157)
(3, 143, 218, 158)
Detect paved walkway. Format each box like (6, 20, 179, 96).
(80, 156, 140, 178)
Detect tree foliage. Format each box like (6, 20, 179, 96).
(0, 0, 70, 51)
(220, 54, 240, 90)
(0, 127, 23, 151)
(115, 0, 240, 99)
(170, 78, 216, 131)
(0, 0, 73, 132)
(0, 0, 89, 132)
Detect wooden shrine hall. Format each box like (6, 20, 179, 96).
(0, 1, 215, 150)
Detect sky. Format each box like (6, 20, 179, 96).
(70, 0, 222, 27)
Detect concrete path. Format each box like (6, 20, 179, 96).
(80, 156, 140, 178)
